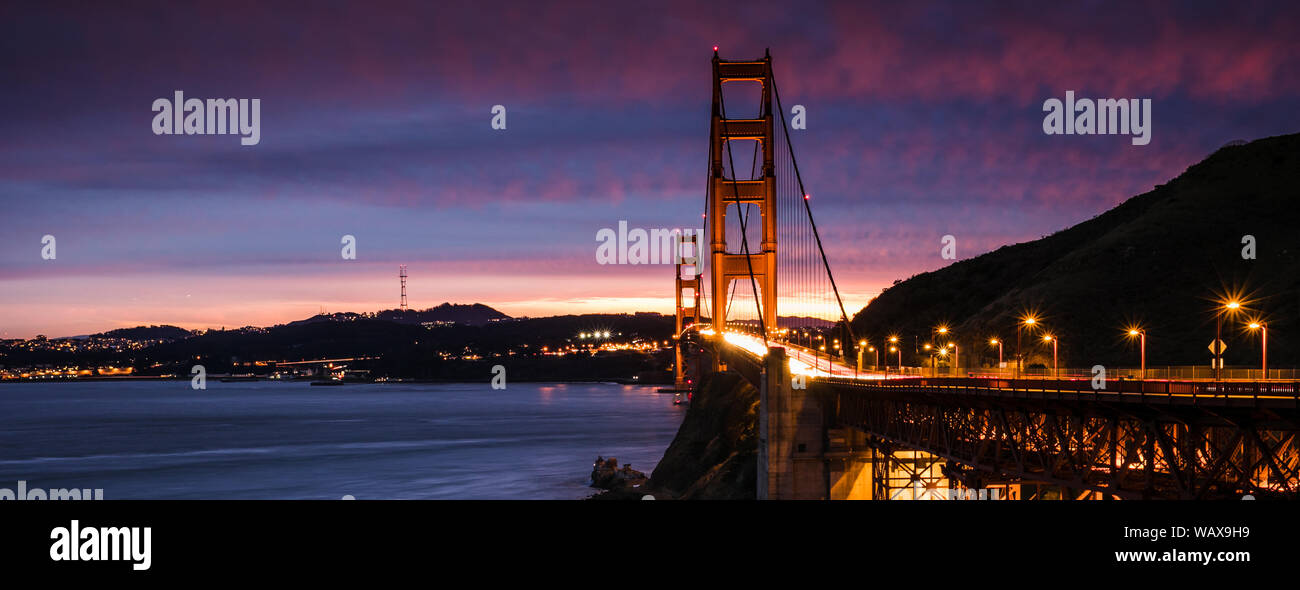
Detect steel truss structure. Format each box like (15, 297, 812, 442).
(827, 379, 1300, 499)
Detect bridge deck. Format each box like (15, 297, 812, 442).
(709, 331, 1300, 408)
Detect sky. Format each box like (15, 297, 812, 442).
(2, 1, 1298, 338)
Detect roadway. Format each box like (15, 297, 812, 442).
(700, 329, 1300, 406)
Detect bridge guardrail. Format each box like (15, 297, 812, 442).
(821, 375, 1300, 407)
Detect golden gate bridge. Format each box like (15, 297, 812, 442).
(669, 49, 1300, 500)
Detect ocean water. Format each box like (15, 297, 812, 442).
(0, 381, 684, 499)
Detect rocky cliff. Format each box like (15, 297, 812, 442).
(646, 371, 758, 500)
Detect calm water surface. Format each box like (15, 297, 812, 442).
(0, 381, 684, 499)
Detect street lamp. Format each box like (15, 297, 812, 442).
(856, 339, 867, 374)
(1216, 301, 1241, 381)
(1126, 328, 1146, 380)
(1247, 322, 1267, 379)
(989, 338, 1003, 369)
(933, 326, 955, 375)
(1043, 334, 1058, 378)
(1017, 317, 1037, 379)
(887, 336, 900, 372)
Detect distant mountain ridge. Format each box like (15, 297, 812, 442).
(288, 302, 511, 328)
(90, 325, 194, 341)
(850, 133, 1300, 367)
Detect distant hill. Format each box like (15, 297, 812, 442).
(850, 133, 1300, 368)
(288, 302, 510, 327)
(728, 317, 838, 330)
(378, 302, 510, 325)
(90, 325, 194, 341)
(27, 312, 675, 379)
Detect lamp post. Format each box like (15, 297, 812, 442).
(857, 340, 867, 375)
(818, 344, 826, 374)
(1043, 334, 1058, 379)
(934, 326, 956, 376)
(1127, 328, 1146, 380)
(947, 343, 958, 376)
(870, 346, 878, 370)
(989, 339, 1003, 369)
(1216, 301, 1240, 381)
(1017, 317, 1037, 379)
(923, 343, 933, 377)
(888, 336, 899, 372)
(1248, 322, 1267, 380)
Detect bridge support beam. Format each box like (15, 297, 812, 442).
(826, 428, 875, 499)
(760, 347, 829, 499)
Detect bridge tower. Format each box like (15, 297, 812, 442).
(708, 50, 777, 354)
(674, 233, 701, 390)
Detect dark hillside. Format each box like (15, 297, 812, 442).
(851, 133, 1300, 369)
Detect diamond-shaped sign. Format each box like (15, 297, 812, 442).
(1208, 339, 1227, 355)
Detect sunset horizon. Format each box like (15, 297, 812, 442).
(6, 2, 1298, 338)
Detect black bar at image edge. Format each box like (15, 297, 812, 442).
(0, 501, 1288, 578)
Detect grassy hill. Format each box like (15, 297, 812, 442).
(850, 133, 1300, 369)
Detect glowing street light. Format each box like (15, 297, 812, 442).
(1247, 321, 1268, 379)
(1017, 316, 1038, 379)
(884, 336, 900, 372)
(1215, 300, 1242, 381)
(1126, 327, 1146, 380)
(1042, 334, 1058, 378)
(856, 339, 868, 374)
(989, 338, 1003, 368)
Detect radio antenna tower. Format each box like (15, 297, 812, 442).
(399, 265, 408, 311)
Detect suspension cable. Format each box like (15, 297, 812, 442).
(771, 69, 857, 348)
